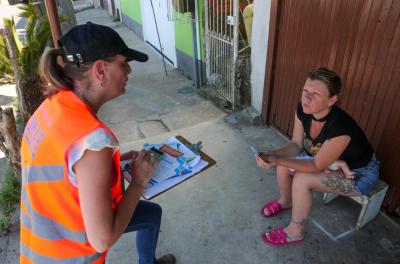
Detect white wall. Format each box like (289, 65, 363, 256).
(107, 0, 113, 16)
(250, 0, 271, 113)
(140, 0, 177, 66)
(92, 0, 101, 9)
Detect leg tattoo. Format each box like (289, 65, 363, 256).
(322, 175, 356, 195)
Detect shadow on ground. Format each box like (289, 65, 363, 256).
(0, 95, 14, 106)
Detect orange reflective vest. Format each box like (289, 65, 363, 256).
(20, 90, 123, 263)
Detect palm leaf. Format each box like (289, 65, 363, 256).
(2, 17, 22, 53)
(18, 3, 38, 21)
(4, 3, 67, 82)
(0, 35, 14, 80)
(24, 18, 36, 46)
(20, 17, 51, 78)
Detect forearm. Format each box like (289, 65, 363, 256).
(264, 142, 302, 157)
(109, 182, 145, 247)
(274, 157, 321, 173)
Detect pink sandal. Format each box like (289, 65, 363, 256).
(260, 200, 289, 218)
(262, 228, 303, 246)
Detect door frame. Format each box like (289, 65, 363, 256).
(261, 0, 280, 125)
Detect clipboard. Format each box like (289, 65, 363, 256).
(143, 135, 216, 200)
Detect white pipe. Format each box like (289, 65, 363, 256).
(195, 0, 202, 82)
(204, 0, 210, 79)
(233, 0, 239, 62)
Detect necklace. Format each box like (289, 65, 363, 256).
(312, 111, 331, 122)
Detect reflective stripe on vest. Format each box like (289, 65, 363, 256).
(21, 190, 88, 243)
(22, 165, 64, 183)
(21, 243, 102, 264)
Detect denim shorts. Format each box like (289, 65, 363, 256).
(290, 152, 380, 195)
(353, 155, 380, 195)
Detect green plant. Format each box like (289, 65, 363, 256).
(0, 166, 20, 230)
(2, 3, 68, 118)
(18, 3, 53, 79)
(0, 19, 17, 83)
(0, 216, 11, 231)
(0, 166, 20, 217)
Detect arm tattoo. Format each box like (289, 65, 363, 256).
(322, 175, 356, 195)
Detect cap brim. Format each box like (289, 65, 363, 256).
(122, 48, 149, 62)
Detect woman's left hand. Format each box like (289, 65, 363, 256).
(120, 150, 139, 161)
(261, 154, 278, 167)
(255, 155, 272, 170)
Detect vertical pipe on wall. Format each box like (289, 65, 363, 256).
(192, 1, 199, 88)
(205, 0, 210, 79)
(233, 0, 239, 62)
(194, 0, 202, 86)
(150, 0, 168, 76)
(232, 0, 239, 105)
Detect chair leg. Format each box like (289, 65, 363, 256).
(356, 200, 369, 230)
(355, 188, 387, 230)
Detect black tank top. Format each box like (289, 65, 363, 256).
(296, 103, 373, 169)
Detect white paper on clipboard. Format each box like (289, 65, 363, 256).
(121, 136, 209, 199)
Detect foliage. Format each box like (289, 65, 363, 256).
(0, 166, 20, 217)
(0, 216, 11, 232)
(18, 3, 53, 79)
(0, 36, 13, 79)
(0, 165, 20, 232)
(1, 3, 68, 81)
(0, 19, 17, 83)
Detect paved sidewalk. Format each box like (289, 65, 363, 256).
(0, 6, 399, 264)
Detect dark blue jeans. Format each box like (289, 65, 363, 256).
(124, 200, 162, 264)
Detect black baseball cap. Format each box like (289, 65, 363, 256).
(58, 22, 148, 64)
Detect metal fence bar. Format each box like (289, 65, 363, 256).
(205, 0, 238, 104)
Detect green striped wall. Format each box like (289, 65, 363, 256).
(120, 0, 142, 24)
(174, 0, 205, 61)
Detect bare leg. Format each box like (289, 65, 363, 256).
(283, 171, 359, 240)
(276, 165, 293, 208)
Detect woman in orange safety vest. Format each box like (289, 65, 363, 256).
(20, 22, 175, 264)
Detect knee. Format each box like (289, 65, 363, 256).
(151, 203, 162, 220)
(143, 201, 162, 222)
(277, 165, 291, 176)
(292, 172, 312, 188)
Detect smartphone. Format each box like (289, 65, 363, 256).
(250, 146, 260, 156)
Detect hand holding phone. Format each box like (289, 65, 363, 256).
(250, 146, 260, 156)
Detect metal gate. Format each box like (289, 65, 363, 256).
(205, 0, 239, 105)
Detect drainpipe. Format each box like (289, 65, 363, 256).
(233, 0, 239, 63)
(193, 0, 201, 88)
(232, 0, 239, 109)
(44, 0, 62, 48)
(204, 0, 210, 81)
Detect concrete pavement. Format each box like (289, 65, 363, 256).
(0, 6, 399, 264)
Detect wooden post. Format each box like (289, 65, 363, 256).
(44, 0, 62, 48)
(1, 27, 27, 120)
(0, 107, 21, 182)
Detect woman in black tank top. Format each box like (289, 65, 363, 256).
(254, 67, 379, 247)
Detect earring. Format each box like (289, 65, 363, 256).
(100, 79, 105, 88)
